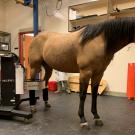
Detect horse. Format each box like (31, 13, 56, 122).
(28, 17, 135, 128)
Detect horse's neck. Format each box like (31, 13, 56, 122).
(115, 40, 132, 53)
(116, 29, 135, 53)
(109, 37, 134, 54)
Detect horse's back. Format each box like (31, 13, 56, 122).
(40, 31, 81, 72)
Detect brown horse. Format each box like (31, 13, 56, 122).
(28, 17, 135, 127)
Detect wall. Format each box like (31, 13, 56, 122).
(103, 44, 135, 94)
(4, 0, 103, 49)
(3, 0, 135, 95)
(0, 1, 6, 31)
(5, 0, 33, 53)
(39, 0, 98, 33)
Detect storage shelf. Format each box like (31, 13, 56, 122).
(110, 7, 135, 16)
(0, 42, 9, 45)
(70, 0, 107, 11)
(68, 0, 135, 31)
(0, 31, 11, 51)
(70, 14, 108, 23)
(69, 14, 108, 32)
(68, 0, 108, 31)
(0, 31, 10, 36)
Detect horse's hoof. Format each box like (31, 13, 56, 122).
(94, 119, 103, 126)
(80, 122, 89, 128)
(45, 102, 51, 108)
(30, 105, 37, 113)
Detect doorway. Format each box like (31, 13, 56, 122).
(19, 31, 34, 79)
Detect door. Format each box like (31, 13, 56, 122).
(22, 34, 33, 80)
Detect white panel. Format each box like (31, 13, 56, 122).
(15, 65, 24, 94)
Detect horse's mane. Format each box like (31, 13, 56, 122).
(80, 17, 135, 45)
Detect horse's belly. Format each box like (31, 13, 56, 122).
(53, 64, 79, 73)
(43, 38, 79, 73)
(45, 55, 79, 73)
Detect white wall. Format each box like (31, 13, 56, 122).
(0, 0, 6, 31)
(5, 0, 33, 53)
(2, 0, 135, 94)
(39, 0, 99, 33)
(103, 44, 135, 94)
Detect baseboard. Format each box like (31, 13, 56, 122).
(103, 91, 127, 97)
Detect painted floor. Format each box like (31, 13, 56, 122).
(0, 92, 135, 135)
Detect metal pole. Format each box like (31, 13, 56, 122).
(29, 0, 39, 108)
(33, 0, 38, 36)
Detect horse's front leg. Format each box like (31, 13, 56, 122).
(78, 70, 91, 128)
(91, 74, 104, 126)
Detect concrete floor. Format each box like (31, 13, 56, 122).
(0, 92, 135, 135)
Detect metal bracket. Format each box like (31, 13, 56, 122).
(15, 0, 33, 8)
(24, 0, 32, 6)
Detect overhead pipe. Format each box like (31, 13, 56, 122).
(16, 0, 39, 35)
(30, 0, 39, 106)
(33, 0, 38, 36)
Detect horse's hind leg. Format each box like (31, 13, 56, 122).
(91, 73, 104, 126)
(78, 69, 91, 128)
(42, 63, 52, 108)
